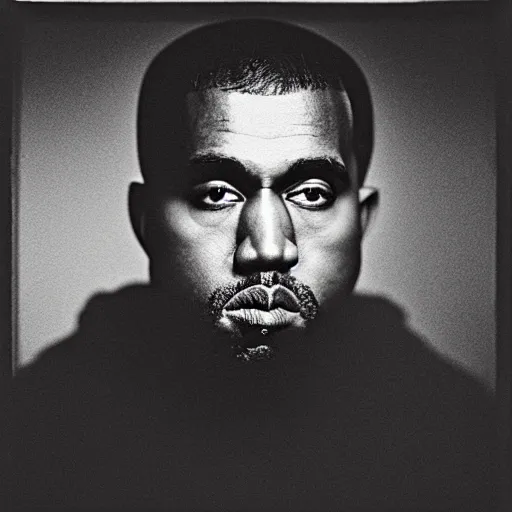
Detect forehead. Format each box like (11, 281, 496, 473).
(185, 89, 353, 168)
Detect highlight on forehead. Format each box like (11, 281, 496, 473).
(186, 88, 354, 144)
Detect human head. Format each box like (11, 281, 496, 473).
(130, 19, 377, 360)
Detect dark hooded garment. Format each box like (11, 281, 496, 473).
(6, 285, 496, 512)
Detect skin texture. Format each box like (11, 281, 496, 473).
(132, 89, 374, 348)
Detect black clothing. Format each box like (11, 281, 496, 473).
(6, 285, 496, 511)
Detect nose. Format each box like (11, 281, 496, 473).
(234, 188, 298, 274)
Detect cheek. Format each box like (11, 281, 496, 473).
(290, 198, 362, 302)
(149, 199, 238, 295)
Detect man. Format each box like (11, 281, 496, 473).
(8, 20, 495, 512)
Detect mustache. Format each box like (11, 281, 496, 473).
(208, 271, 319, 321)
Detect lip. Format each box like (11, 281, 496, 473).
(222, 307, 300, 327)
(224, 285, 301, 313)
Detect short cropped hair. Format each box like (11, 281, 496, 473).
(137, 19, 373, 186)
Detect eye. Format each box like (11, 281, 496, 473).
(284, 180, 335, 209)
(192, 181, 244, 210)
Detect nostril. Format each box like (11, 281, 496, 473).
(234, 259, 295, 275)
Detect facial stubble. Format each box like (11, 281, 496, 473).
(208, 271, 319, 362)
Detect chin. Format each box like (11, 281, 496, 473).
(214, 312, 311, 363)
(234, 344, 276, 363)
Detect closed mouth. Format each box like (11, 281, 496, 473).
(222, 307, 300, 327)
(223, 285, 301, 313)
(209, 275, 317, 359)
(208, 272, 319, 325)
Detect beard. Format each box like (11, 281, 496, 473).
(208, 271, 319, 362)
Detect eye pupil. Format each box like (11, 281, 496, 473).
(305, 188, 321, 201)
(209, 188, 225, 202)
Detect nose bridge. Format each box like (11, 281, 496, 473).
(236, 188, 297, 271)
(247, 188, 292, 245)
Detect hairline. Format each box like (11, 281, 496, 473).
(137, 20, 373, 186)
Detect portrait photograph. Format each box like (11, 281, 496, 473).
(2, 1, 510, 511)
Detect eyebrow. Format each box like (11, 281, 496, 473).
(275, 157, 348, 190)
(187, 154, 257, 188)
(187, 154, 348, 189)
(288, 157, 346, 176)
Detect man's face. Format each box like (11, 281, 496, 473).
(140, 88, 364, 359)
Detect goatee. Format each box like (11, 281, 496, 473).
(208, 271, 319, 362)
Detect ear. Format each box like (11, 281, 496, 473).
(358, 186, 379, 236)
(128, 182, 149, 256)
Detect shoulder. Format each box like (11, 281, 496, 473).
(344, 293, 496, 447)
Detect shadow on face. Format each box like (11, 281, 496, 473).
(131, 88, 378, 359)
